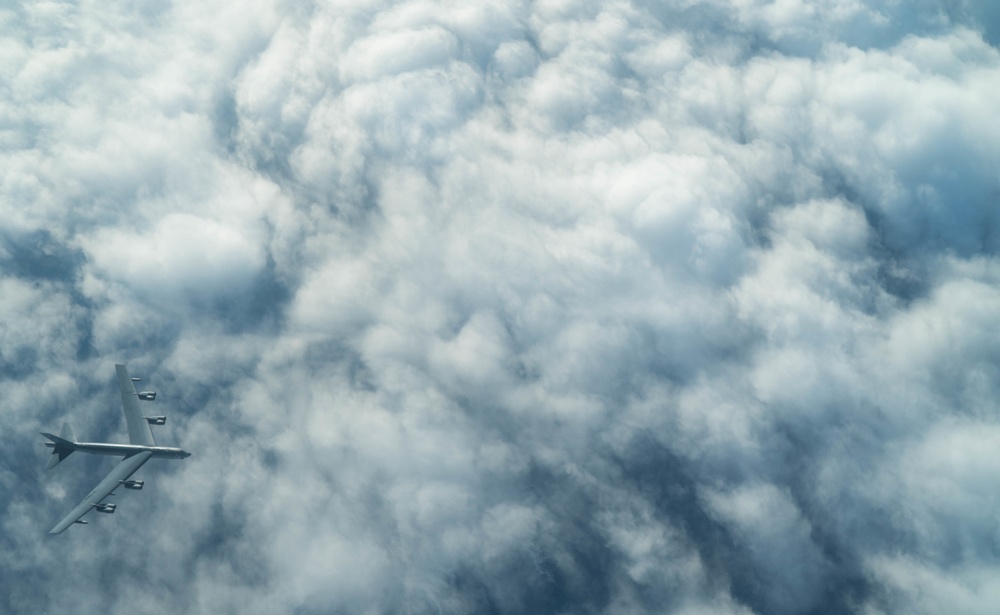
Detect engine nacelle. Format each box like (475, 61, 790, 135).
(74, 519, 88, 525)
(138, 391, 156, 401)
(94, 503, 116, 514)
(145, 416, 166, 425)
(121, 480, 144, 490)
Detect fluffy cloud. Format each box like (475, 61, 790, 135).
(2, 0, 999, 613)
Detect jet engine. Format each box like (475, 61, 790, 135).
(138, 391, 156, 401)
(94, 503, 116, 514)
(145, 416, 166, 425)
(122, 480, 144, 490)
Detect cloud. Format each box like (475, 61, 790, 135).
(2, 0, 1000, 614)
(83, 213, 265, 302)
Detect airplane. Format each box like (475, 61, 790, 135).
(42, 364, 191, 534)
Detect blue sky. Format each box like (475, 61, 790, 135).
(2, 0, 1000, 613)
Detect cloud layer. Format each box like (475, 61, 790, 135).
(2, 0, 999, 613)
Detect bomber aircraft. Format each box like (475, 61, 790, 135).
(42, 364, 191, 534)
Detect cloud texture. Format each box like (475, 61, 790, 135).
(2, 0, 1000, 613)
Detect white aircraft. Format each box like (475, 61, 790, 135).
(42, 364, 191, 534)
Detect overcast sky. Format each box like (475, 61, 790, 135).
(2, 0, 1000, 613)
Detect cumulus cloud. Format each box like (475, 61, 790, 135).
(2, 0, 999, 613)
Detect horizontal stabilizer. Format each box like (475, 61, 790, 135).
(42, 423, 78, 470)
(44, 444, 74, 470)
(41, 432, 76, 449)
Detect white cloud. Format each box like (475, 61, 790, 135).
(704, 483, 829, 613)
(85, 213, 263, 296)
(4, 0, 1000, 613)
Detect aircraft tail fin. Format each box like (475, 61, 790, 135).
(42, 422, 78, 470)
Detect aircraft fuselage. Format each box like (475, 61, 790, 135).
(44, 441, 191, 459)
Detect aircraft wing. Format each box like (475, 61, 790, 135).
(115, 364, 156, 446)
(48, 451, 153, 534)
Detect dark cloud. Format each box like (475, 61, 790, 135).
(2, 0, 999, 613)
